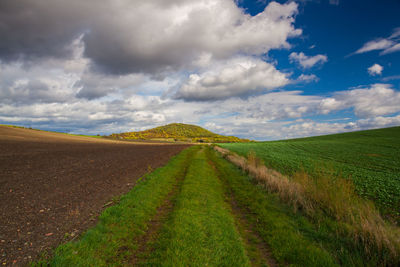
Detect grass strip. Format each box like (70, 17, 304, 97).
(214, 146, 400, 265)
(207, 147, 339, 267)
(218, 174, 277, 267)
(45, 146, 198, 267)
(143, 147, 250, 266)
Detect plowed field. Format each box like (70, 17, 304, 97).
(0, 126, 189, 265)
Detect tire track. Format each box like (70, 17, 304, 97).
(227, 193, 279, 267)
(206, 147, 279, 267)
(129, 146, 198, 265)
(141, 146, 251, 266)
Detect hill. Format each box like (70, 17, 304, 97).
(110, 123, 250, 143)
(0, 125, 107, 143)
(219, 126, 400, 219)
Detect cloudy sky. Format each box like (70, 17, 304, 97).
(0, 0, 399, 140)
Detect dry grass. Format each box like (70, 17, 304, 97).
(214, 146, 400, 264)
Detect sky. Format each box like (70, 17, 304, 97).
(0, 0, 399, 140)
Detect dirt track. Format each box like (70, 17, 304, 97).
(0, 126, 189, 266)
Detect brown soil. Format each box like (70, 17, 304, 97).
(0, 126, 190, 266)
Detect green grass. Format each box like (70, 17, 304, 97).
(219, 126, 400, 219)
(46, 146, 198, 266)
(207, 148, 342, 267)
(143, 147, 250, 266)
(209, 147, 400, 266)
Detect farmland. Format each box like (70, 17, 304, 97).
(219, 127, 400, 220)
(0, 126, 189, 266)
(46, 146, 342, 266)
(1, 125, 400, 266)
(40, 144, 400, 266)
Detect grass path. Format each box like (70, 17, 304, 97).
(129, 147, 191, 264)
(47, 146, 279, 266)
(206, 148, 338, 267)
(42, 145, 379, 266)
(141, 147, 251, 266)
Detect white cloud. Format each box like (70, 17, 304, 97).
(354, 28, 400, 55)
(368, 63, 383, 76)
(0, 0, 301, 75)
(0, 62, 80, 105)
(296, 74, 319, 83)
(0, 0, 303, 105)
(319, 84, 400, 118)
(355, 39, 394, 54)
(271, 115, 400, 140)
(381, 43, 400, 55)
(289, 52, 328, 69)
(1, 1, 399, 141)
(175, 57, 289, 101)
(76, 72, 145, 99)
(1, 83, 400, 140)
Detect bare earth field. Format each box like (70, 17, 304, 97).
(0, 126, 189, 265)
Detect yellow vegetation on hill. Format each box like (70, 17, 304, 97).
(110, 123, 250, 143)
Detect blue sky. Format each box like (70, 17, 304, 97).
(269, 0, 400, 92)
(242, 0, 400, 97)
(0, 0, 399, 140)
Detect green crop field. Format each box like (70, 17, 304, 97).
(219, 127, 400, 219)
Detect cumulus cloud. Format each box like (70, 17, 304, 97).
(289, 52, 328, 69)
(354, 28, 400, 55)
(1, 83, 399, 140)
(175, 57, 289, 101)
(76, 73, 145, 100)
(368, 63, 383, 76)
(0, 0, 301, 75)
(0, 61, 80, 105)
(319, 84, 400, 118)
(1, 0, 399, 140)
(0, 90, 321, 137)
